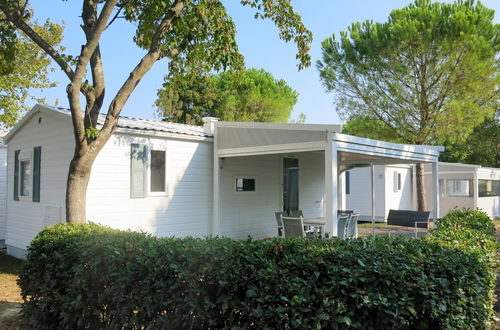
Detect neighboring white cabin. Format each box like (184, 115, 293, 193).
(344, 165, 416, 221)
(345, 162, 500, 221)
(0, 130, 7, 248)
(424, 162, 500, 219)
(4, 105, 214, 258)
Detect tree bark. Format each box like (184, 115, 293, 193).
(65, 156, 93, 223)
(415, 162, 428, 211)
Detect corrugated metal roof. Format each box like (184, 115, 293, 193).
(48, 106, 210, 137)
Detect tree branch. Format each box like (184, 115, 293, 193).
(66, 0, 119, 154)
(92, 0, 186, 150)
(82, 0, 106, 131)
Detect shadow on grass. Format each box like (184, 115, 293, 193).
(0, 301, 30, 330)
(0, 250, 23, 276)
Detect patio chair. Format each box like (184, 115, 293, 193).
(274, 212, 285, 237)
(345, 213, 359, 239)
(282, 216, 305, 238)
(337, 210, 354, 217)
(289, 210, 304, 217)
(337, 214, 350, 240)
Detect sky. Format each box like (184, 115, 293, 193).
(28, 0, 500, 125)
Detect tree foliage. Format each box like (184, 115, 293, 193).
(344, 111, 500, 169)
(156, 68, 298, 125)
(341, 115, 403, 143)
(440, 110, 500, 167)
(317, 0, 499, 211)
(0, 0, 312, 222)
(0, 19, 63, 127)
(317, 0, 499, 146)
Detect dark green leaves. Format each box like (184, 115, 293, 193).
(19, 219, 498, 329)
(317, 0, 499, 145)
(0, 19, 63, 128)
(155, 68, 298, 125)
(123, 0, 311, 77)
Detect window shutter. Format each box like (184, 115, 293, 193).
(33, 146, 41, 202)
(13, 150, 20, 201)
(130, 144, 147, 198)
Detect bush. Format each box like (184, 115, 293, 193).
(19, 223, 497, 329)
(436, 208, 496, 236)
(426, 208, 499, 327)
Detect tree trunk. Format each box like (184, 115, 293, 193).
(415, 162, 428, 211)
(65, 156, 94, 223)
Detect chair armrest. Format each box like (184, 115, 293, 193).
(414, 221, 429, 230)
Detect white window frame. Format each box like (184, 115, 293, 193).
(18, 149, 33, 201)
(233, 175, 257, 194)
(393, 171, 402, 193)
(147, 148, 167, 196)
(446, 179, 471, 197)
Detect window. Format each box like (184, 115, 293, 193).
(446, 179, 471, 197)
(14, 147, 41, 202)
(150, 150, 166, 192)
(393, 172, 402, 192)
(479, 179, 500, 197)
(283, 158, 298, 213)
(20, 160, 31, 197)
(345, 171, 350, 195)
(236, 178, 255, 192)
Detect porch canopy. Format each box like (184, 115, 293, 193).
(212, 121, 444, 237)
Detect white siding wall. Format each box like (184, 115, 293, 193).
(426, 172, 475, 218)
(86, 133, 213, 237)
(219, 152, 324, 239)
(384, 166, 415, 213)
(6, 112, 74, 253)
(299, 152, 325, 219)
(345, 166, 386, 219)
(0, 145, 7, 244)
(7, 112, 214, 255)
(345, 165, 415, 220)
(477, 197, 500, 218)
(477, 168, 500, 218)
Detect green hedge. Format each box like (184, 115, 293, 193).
(426, 208, 499, 326)
(434, 208, 496, 236)
(19, 219, 498, 329)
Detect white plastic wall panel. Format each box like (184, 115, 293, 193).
(219, 151, 324, 239)
(384, 166, 415, 214)
(86, 133, 213, 237)
(6, 112, 74, 252)
(0, 146, 7, 242)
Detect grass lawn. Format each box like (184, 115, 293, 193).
(494, 218, 500, 235)
(357, 221, 387, 228)
(0, 250, 29, 329)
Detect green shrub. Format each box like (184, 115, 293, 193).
(436, 208, 496, 236)
(426, 208, 499, 327)
(19, 223, 497, 329)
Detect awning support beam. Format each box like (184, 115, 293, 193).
(325, 141, 338, 236)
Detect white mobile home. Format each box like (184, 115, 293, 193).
(4, 105, 444, 258)
(424, 162, 500, 219)
(344, 165, 416, 221)
(345, 162, 500, 221)
(0, 129, 7, 248)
